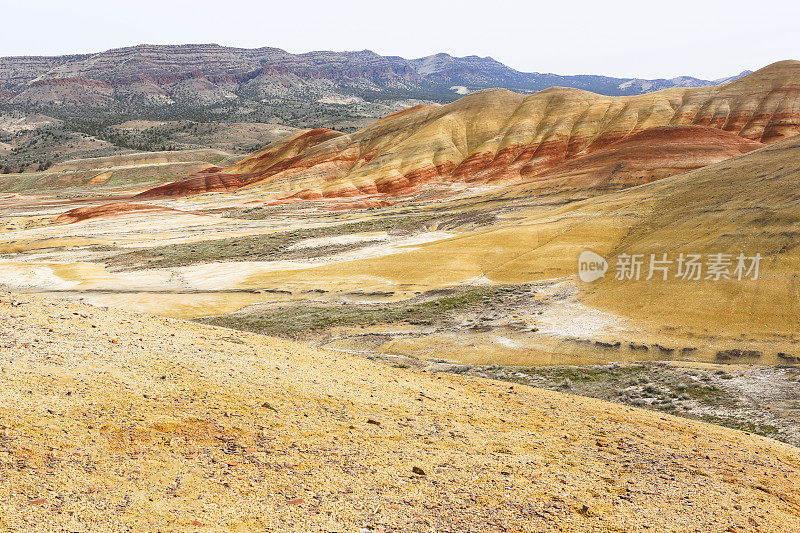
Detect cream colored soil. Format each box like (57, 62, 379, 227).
(39, 291, 277, 319)
(0, 213, 455, 299)
(0, 292, 799, 531)
(287, 232, 390, 250)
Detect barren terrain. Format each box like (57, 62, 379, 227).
(1, 293, 799, 531)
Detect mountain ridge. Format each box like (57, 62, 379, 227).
(0, 44, 754, 122)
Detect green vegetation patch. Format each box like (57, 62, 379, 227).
(194, 287, 498, 337)
(523, 365, 647, 383)
(696, 415, 779, 436)
(105, 215, 440, 270)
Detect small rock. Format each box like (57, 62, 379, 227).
(412, 466, 426, 476)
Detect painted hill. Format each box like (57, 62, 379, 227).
(1, 292, 799, 530)
(54, 202, 184, 224)
(512, 125, 763, 194)
(137, 61, 800, 201)
(136, 128, 344, 198)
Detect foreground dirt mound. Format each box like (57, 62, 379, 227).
(137, 61, 800, 202)
(0, 293, 798, 531)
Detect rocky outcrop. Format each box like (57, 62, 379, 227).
(10, 78, 115, 106)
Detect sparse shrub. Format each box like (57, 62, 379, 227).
(716, 349, 763, 361)
(642, 384, 660, 395)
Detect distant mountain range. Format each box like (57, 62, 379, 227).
(407, 52, 750, 95)
(0, 44, 751, 128)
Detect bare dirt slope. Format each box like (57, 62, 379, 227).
(0, 293, 799, 531)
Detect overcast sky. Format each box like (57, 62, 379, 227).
(1, 0, 797, 79)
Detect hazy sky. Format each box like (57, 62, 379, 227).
(1, 0, 797, 79)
